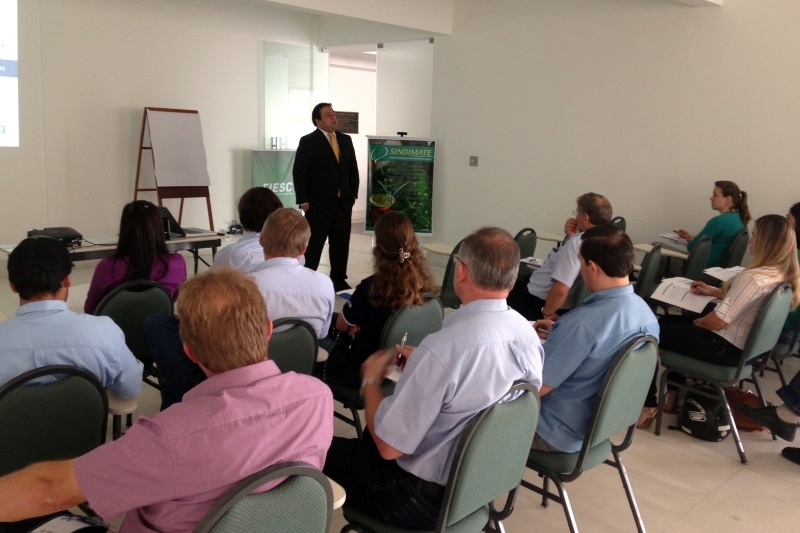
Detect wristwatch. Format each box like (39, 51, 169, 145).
(541, 307, 552, 318)
(360, 377, 380, 396)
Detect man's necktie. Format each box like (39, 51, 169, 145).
(328, 132, 340, 162)
(329, 132, 341, 197)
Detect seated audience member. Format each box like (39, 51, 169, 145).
(0, 269, 333, 532)
(213, 187, 283, 272)
(640, 214, 800, 427)
(84, 200, 186, 314)
(323, 211, 437, 387)
(673, 181, 749, 267)
(739, 368, 800, 462)
(144, 208, 334, 409)
(323, 227, 544, 530)
(0, 237, 142, 399)
(506, 192, 612, 321)
(532, 226, 660, 452)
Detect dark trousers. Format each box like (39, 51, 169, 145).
(324, 433, 444, 530)
(304, 200, 352, 284)
(777, 369, 800, 417)
(644, 315, 743, 408)
(142, 314, 206, 411)
(506, 279, 569, 321)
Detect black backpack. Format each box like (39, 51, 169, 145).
(673, 389, 731, 442)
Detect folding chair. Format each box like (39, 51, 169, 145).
(440, 240, 464, 309)
(523, 336, 658, 533)
(269, 318, 319, 375)
(340, 382, 540, 533)
(610, 216, 626, 232)
(514, 228, 537, 282)
(655, 283, 792, 463)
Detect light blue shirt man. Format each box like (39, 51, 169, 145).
(527, 233, 583, 309)
(0, 300, 144, 399)
(375, 299, 544, 485)
(249, 257, 334, 338)
(537, 285, 660, 452)
(213, 232, 265, 273)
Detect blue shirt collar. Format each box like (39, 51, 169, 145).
(582, 284, 633, 305)
(15, 299, 69, 317)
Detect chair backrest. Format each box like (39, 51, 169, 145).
(740, 283, 792, 367)
(722, 229, 749, 269)
(379, 294, 445, 349)
(682, 235, 712, 281)
(193, 461, 332, 533)
(570, 277, 592, 309)
(440, 239, 464, 309)
(634, 245, 662, 299)
(514, 228, 538, 259)
(95, 280, 174, 364)
(610, 216, 626, 232)
(269, 318, 319, 375)
(0, 366, 108, 477)
(773, 312, 800, 361)
(572, 336, 657, 474)
(438, 383, 540, 529)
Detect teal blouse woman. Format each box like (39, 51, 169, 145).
(678, 181, 751, 268)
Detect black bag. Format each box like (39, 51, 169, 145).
(674, 390, 731, 442)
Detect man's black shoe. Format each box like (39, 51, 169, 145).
(738, 405, 797, 442)
(333, 280, 352, 292)
(782, 447, 800, 465)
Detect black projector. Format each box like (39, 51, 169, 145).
(27, 227, 83, 248)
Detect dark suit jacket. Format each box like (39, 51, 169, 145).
(293, 129, 359, 208)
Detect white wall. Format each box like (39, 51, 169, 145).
(0, 0, 318, 243)
(329, 65, 376, 221)
(431, 0, 800, 247)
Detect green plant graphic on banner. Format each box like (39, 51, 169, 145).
(366, 138, 435, 233)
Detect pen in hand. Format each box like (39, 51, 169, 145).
(395, 332, 408, 369)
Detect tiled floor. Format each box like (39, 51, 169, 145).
(2, 225, 799, 532)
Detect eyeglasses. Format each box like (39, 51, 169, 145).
(453, 254, 467, 269)
(572, 210, 578, 216)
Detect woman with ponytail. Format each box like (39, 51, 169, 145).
(676, 181, 750, 268)
(323, 211, 436, 386)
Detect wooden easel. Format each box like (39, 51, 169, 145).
(133, 107, 214, 230)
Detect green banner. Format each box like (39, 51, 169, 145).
(251, 149, 297, 206)
(366, 138, 435, 234)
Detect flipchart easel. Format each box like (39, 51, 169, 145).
(134, 107, 214, 230)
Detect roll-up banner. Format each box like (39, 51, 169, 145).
(366, 137, 435, 234)
(251, 149, 297, 207)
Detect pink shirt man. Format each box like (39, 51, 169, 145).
(74, 360, 332, 533)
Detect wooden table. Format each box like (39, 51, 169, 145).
(536, 230, 564, 244)
(1, 235, 223, 273)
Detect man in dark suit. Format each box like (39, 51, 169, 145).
(293, 103, 359, 291)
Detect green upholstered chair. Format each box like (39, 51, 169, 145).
(635, 244, 662, 300)
(655, 283, 792, 463)
(722, 229, 749, 269)
(95, 279, 174, 390)
(0, 366, 108, 478)
(681, 235, 712, 281)
(440, 240, 464, 309)
(193, 462, 332, 533)
(758, 313, 800, 387)
(514, 228, 537, 282)
(610, 216, 627, 232)
(269, 318, 319, 376)
(330, 295, 444, 439)
(340, 382, 540, 533)
(523, 336, 658, 533)
(570, 278, 592, 309)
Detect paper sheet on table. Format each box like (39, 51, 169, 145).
(651, 277, 715, 313)
(30, 515, 105, 533)
(521, 257, 544, 268)
(704, 266, 745, 282)
(658, 233, 688, 245)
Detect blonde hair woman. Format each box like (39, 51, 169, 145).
(639, 214, 800, 428)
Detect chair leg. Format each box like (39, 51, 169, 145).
(550, 476, 579, 533)
(776, 361, 788, 388)
(541, 475, 550, 508)
(655, 370, 669, 436)
(712, 381, 747, 464)
(349, 405, 364, 440)
(126, 413, 133, 428)
(112, 415, 122, 440)
(612, 450, 647, 533)
(749, 374, 777, 441)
